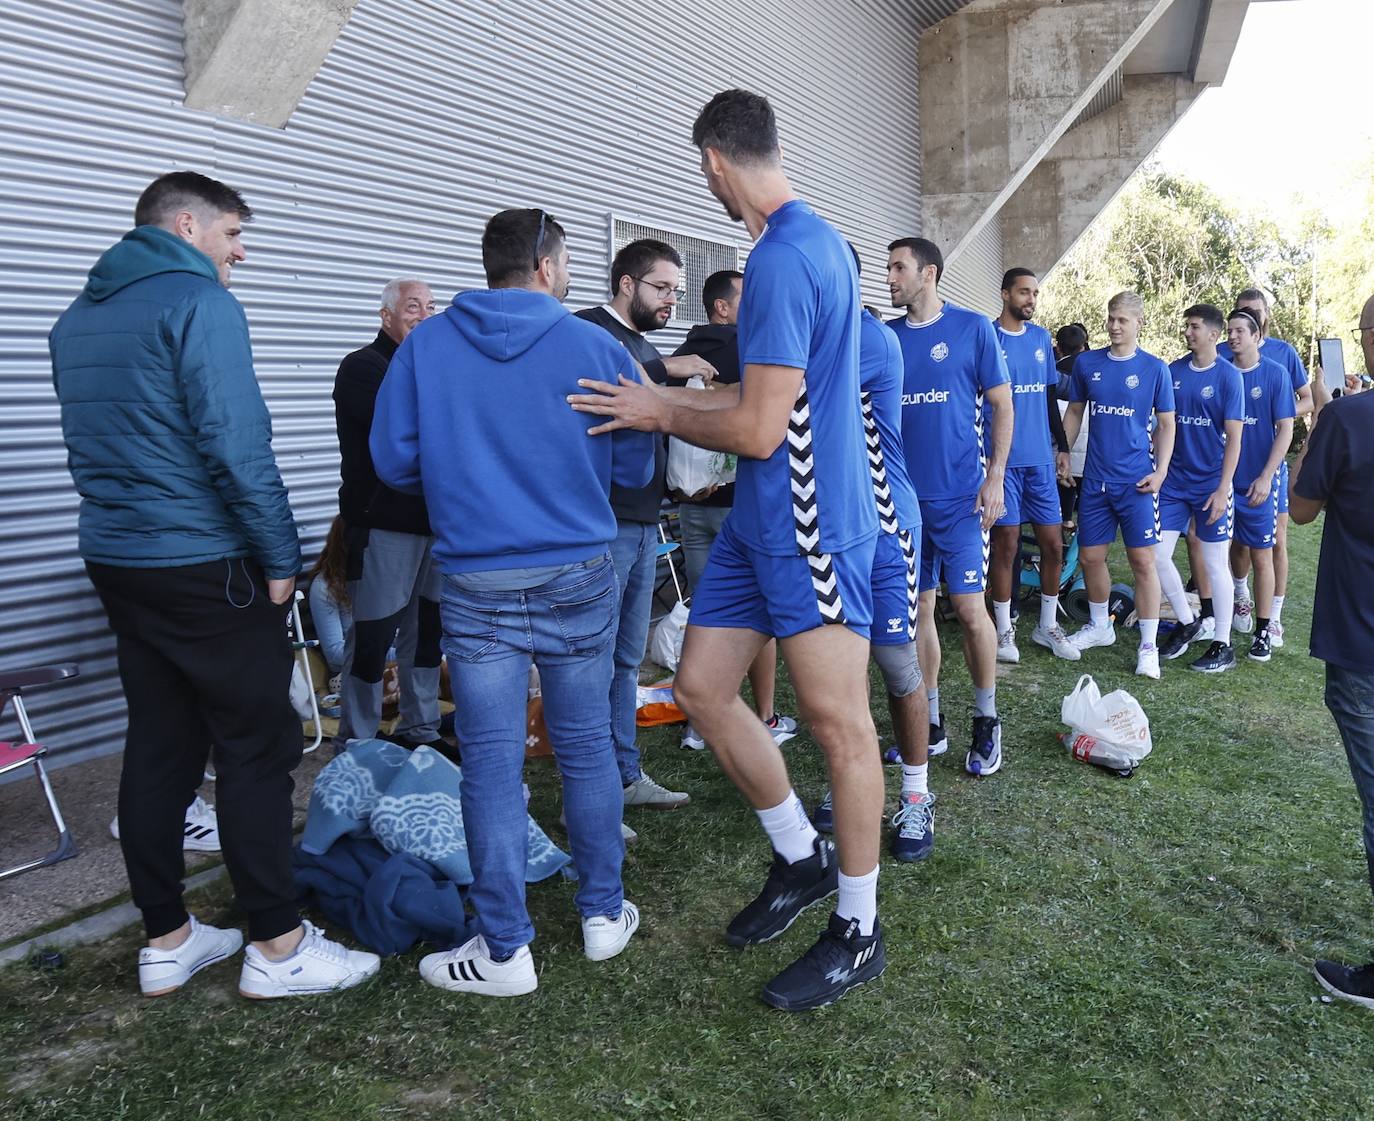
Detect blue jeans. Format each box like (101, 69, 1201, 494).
(1325, 663, 1374, 897)
(440, 557, 625, 957)
(609, 521, 656, 785)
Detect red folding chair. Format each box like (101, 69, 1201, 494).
(0, 662, 80, 880)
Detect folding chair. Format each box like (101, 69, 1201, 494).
(656, 521, 685, 604)
(290, 591, 323, 754)
(0, 662, 80, 880)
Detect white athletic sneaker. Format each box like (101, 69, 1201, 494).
(138, 915, 243, 997)
(238, 920, 380, 999)
(1031, 624, 1081, 661)
(582, 900, 641, 962)
(996, 627, 1020, 664)
(1071, 622, 1116, 651)
(680, 725, 706, 751)
(1135, 643, 1161, 680)
(1234, 597, 1255, 634)
(1196, 616, 1216, 643)
(111, 795, 221, 852)
(765, 713, 798, 745)
(623, 773, 690, 810)
(419, 935, 537, 997)
(1269, 621, 1285, 649)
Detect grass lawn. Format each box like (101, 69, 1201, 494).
(3, 513, 1372, 1120)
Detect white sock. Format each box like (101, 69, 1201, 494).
(993, 599, 1012, 634)
(835, 865, 879, 936)
(1040, 594, 1059, 631)
(1089, 599, 1109, 629)
(755, 792, 819, 865)
(901, 762, 929, 796)
(1233, 576, 1248, 600)
(1202, 538, 1234, 640)
(927, 689, 941, 726)
(974, 686, 996, 718)
(1139, 619, 1159, 649)
(1272, 595, 1285, 624)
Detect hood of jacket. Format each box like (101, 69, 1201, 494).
(441, 288, 571, 361)
(84, 225, 220, 302)
(680, 322, 737, 358)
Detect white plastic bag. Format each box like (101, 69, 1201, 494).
(666, 377, 737, 498)
(289, 662, 316, 722)
(650, 601, 691, 671)
(1060, 674, 1152, 766)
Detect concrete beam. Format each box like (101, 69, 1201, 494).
(183, 0, 360, 128)
(919, 0, 1176, 262)
(1190, 0, 1250, 83)
(999, 74, 1206, 276)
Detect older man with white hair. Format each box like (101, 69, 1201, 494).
(332, 277, 447, 753)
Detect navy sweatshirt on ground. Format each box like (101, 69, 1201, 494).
(369, 288, 655, 574)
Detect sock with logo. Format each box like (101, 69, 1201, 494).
(993, 599, 1012, 635)
(1040, 594, 1059, 631)
(974, 686, 996, 718)
(1271, 595, 1285, 624)
(755, 792, 819, 865)
(1139, 619, 1159, 649)
(835, 866, 879, 936)
(1089, 600, 1110, 629)
(1256, 616, 1270, 637)
(901, 762, 929, 797)
(927, 689, 941, 727)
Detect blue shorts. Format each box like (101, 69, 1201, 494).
(997, 463, 1061, 527)
(1233, 478, 1280, 549)
(870, 529, 920, 646)
(918, 495, 988, 594)
(689, 519, 875, 640)
(1159, 483, 1232, 544)
(1079, 481, 1160, 549)
(1277, 460, 1290, 515)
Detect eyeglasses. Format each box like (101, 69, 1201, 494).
(532, 209, 548, 269)
(1353, 324, 1374, 341)
(634, 276, 686, 301)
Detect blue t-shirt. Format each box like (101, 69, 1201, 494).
(1234, 356, 1295, 489)
(1164, 355, 1244, 493)
(1068, 347, 1175, 485)
(993, 321, 1057, 468)
(888, 303, 1009, 501)
(859, 309, 921, 533)
(1293, 392, 1374, 672)
(733, 198, 876, 557)
(1219, 335, 1308, 399)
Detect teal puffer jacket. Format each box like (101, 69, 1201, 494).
(49, 226, 301, 578)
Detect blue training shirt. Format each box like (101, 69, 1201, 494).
(888, 302, 1009, 501)
(859, 309, 921, 533)
(994, 320, 1057, 468)
(1219, 335, 1308, 399)
(1068, 347, 1175, 485)
(1164, 355, 1245, 493)
(1234, 356, 1295, 489)
(732, 198, 876, 557)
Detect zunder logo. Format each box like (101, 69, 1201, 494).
(930, 342, 949, 362)
(1126, 374, 1140, 389)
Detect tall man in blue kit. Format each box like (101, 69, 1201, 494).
(570, 89, 885, 1011)
(1061, 292, 1176, 680)
(1153, 305, 1244, 672)
(986, 268, 1079, 664)
(885, 238, 1012, 776)
(1223, 307, 1294, 664)
(1217, 287, 1310, 646)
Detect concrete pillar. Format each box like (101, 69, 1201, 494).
(183, 0, 360, 127)
(999, 74, 1205, 276)
(919, 0, 1176, 261)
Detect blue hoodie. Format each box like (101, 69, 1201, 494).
(370, 288, 655, 573)
(49, 226, 301, 577)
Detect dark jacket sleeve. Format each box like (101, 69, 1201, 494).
(1048, 386, 1069, 453)
(175, 291, 302, 579)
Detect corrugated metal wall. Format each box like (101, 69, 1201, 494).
(0, 0, 926, 765)
(941, 217, 1005, 318)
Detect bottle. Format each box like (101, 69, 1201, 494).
(1058, 730, 1137, 777)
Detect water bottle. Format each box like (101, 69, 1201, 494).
(1058, 730, 1136, 777)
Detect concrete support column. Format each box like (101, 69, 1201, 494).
(183, 0, 360, 127)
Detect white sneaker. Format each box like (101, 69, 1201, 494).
(138, 915, 243, 997)
(680, 725, 706, 751)
(1269, 621, 1285, 649)
(582, 900, 640, 962)
(1135, 643, 1161, 680)
(238, 920, 380, 999)
(1071, 623, 1116, 651)
(1031, 623, 1081, 661)
(111, 795, 221, 852)
(996, 627, 1020, 664)
(1234, 597, 1255, 634)
(623, 773, 690, 809)
(1196, 616, 1216, 643)
(419, 934, 537, 997)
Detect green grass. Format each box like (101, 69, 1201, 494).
(3, 514, 1373, 1120)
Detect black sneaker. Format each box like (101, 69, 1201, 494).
(760, 912, 886, 1011)
(1248, 630, 1272, 663)
(1313, 959, 1374, 1010)
(1189, 640, 1236, 674)
(1160, 617, 1202, 660)
(725, 837, 838, 947)
(928, 721, 949, 758)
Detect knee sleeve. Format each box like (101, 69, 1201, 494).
(349, 613, 402, 683)
(413, 595, 442, 669)
(873, 642, 923, 698)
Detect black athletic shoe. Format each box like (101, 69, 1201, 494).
(725, 837, 838, 947)
(1189, 640, 1236, 674)
(760, 912, 886, 1012)
(1160, 617, 1202, 660)
(1313, 959, 1374, 1010)
(928, 721, 949, 758)
(1248, 630, 1272, 663)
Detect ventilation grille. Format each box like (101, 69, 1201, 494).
(610, 216, 741, 328)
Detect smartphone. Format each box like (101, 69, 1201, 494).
(1318, 337, 1346, 384)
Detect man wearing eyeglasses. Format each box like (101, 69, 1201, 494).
(575, 241, 715, 819)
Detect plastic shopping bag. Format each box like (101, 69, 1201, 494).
(650, 601, 690, 671)
(1059, 674, 1152, 774)
(666, 377, 737, 498)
